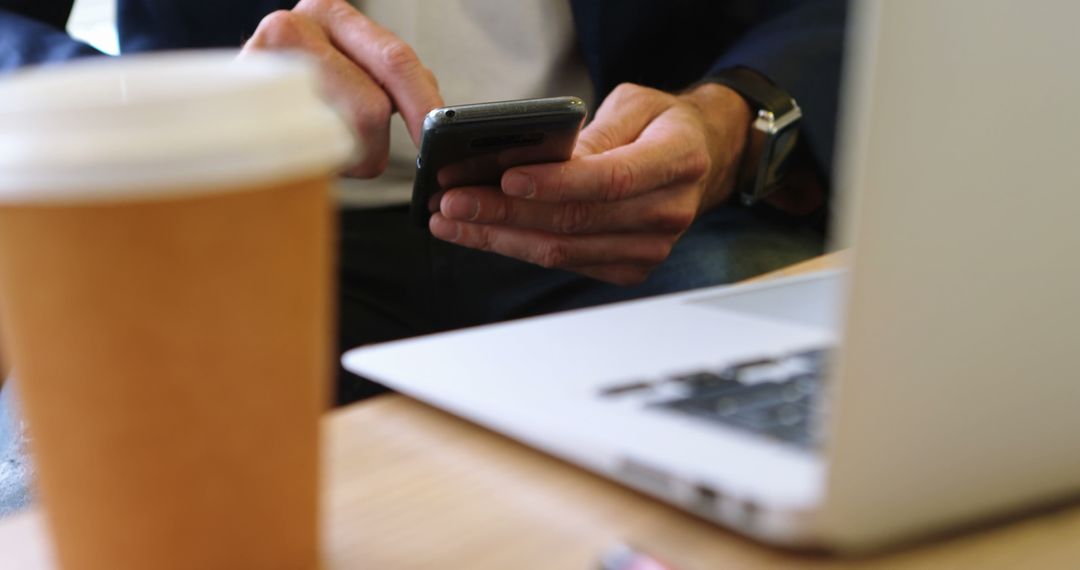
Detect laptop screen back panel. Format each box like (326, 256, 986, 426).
(821, 0, 1080, 550)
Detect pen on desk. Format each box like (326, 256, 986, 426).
(599, 543, 675, 570)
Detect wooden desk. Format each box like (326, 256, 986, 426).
(4, 252, 1080, 569)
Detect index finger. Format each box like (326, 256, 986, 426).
(297, 0, 443, 146)
(501, 118, 707, 203)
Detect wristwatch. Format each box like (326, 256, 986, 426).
(707, 67, 802, 206)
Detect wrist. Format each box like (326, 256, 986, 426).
(679, 82, 752, 210)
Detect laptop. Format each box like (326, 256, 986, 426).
(343, 0, 1080, 552)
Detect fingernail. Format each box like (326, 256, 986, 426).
(445, 194, 480, 221)
(429, 214, 460, 242)
(503, 172, 535, 198)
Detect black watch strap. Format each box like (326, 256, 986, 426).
(706, 67, 797, 118)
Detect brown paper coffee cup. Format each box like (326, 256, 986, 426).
(0, 51, 355, 570)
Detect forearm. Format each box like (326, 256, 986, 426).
(0, 7, 103, 73)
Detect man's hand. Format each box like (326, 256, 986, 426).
(241, 0, 443, 177)
(429, 82, 751, 285)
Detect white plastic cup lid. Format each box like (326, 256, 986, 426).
(0, 50, 358, 203)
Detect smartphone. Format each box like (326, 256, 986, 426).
(411, 96, 588, 227)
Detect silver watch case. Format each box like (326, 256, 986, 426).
(740, 103, 802, 206)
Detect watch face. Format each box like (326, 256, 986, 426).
(763, 127, 800, 190)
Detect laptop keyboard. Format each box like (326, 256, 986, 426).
(598, 348, 829, 450)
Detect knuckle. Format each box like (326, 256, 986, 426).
(610, 82, 644, 102)
(606, 160, 636, 201)
(299, 0, 344, 14)
(649, 207, 696, 232)
(575, 136, 603, 156)
(379, 39, 420, 74)
(473, 226, 496, 252)
(651, 240, 676, 265)
(581, 126, 617, 154)
(598, 265, 651, 286)
(672, 210, 696, 231)
(345, 157, 387, 179)
(253, 10, 305, 46)
(535, 239, 571, 269)
(610, 82, 664, 107)
(683, 148, 711, 181)
(629, 239, 674, 267)
(554, 202, 592, 234)
(553, 164, 575, 202)
(353, 94, 392, 135)
(495, 195, 514, 224)
(614, 269, 651, 286)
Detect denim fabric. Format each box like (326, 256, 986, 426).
(0, 381, 32, 519)
(540, 205, 826, 311)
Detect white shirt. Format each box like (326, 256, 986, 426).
(337, 0, 593, 207)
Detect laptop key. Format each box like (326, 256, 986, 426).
(598, 381, 655, 397)
(670, 371, 742, 394)
(635, 348, 830, 450)
(655, 382, 795, 414)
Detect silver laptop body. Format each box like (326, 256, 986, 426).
(344, 0, 1080, 551)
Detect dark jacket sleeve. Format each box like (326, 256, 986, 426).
(570, 0, 847, 180)
(0, 1, 103, 73)
(707, 0, 848, 178)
